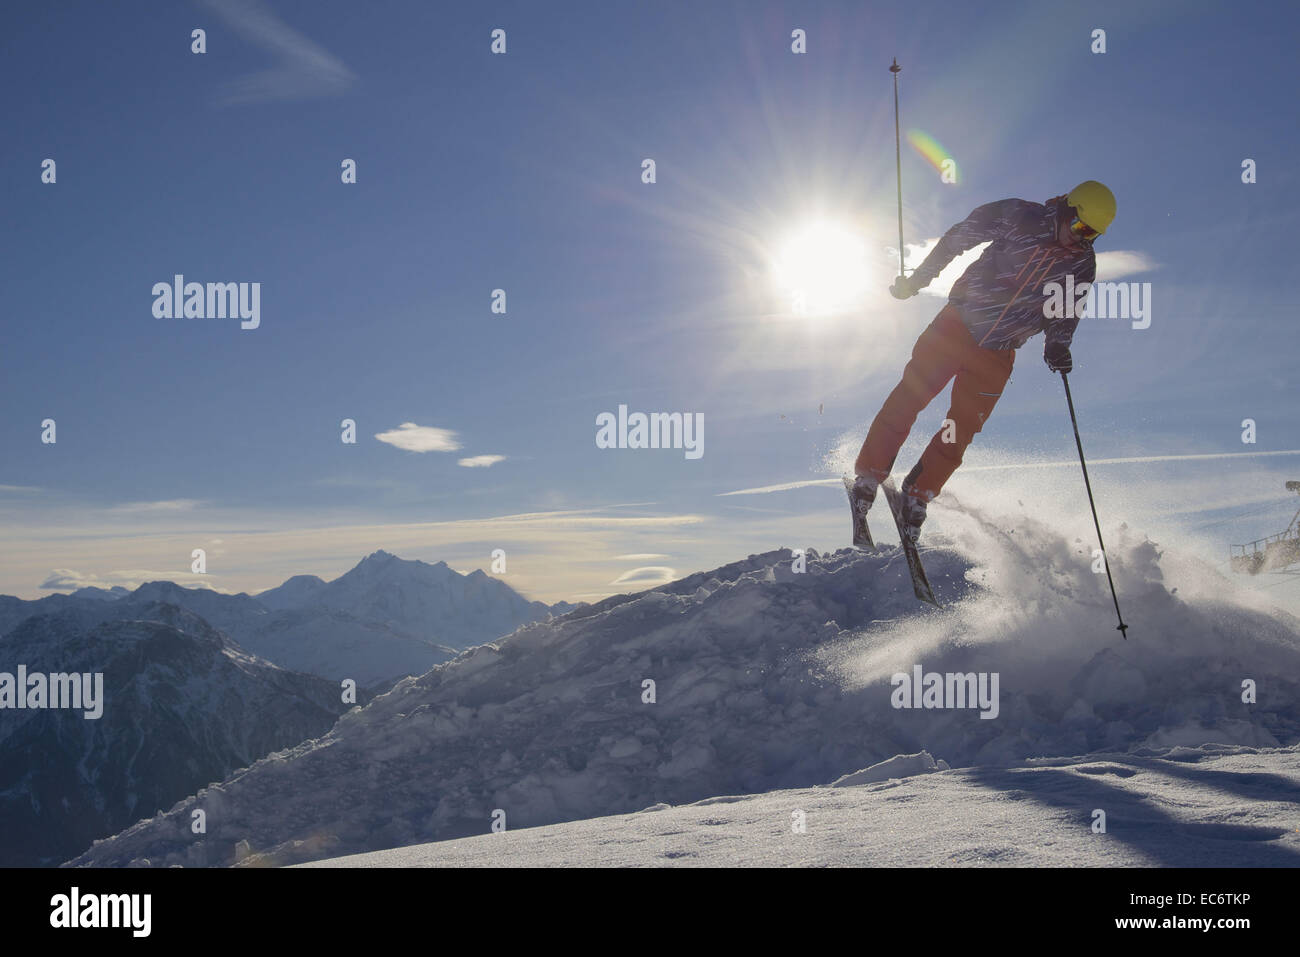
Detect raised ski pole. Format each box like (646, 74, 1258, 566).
(1061, 372, 1130, 639)
(890, 57, 905, 277)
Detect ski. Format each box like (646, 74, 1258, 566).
(843, 476, 875, 549)
(881, 479, 939, 607)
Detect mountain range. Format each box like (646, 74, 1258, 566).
(3, 551, 576, 689)
(1, 551, 577, 865)
(0, 603, 352, 866)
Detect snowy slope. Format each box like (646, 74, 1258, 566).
(126, 579, 457, 687)
(303, 744, 1300, 867)
(240, 607, 457, 690)
(0, 603, 353, 867)
(66, 498, 1300, 868)
(0, 593, 104, 640)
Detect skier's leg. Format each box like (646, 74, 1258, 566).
(854, 307, 966, 481)
(906, 338, 1015, 500)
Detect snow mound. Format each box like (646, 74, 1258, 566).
(832, 751, 949, 787)
(66, 496, 1300, 867)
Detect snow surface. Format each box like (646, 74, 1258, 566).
(301, 745, 1300, 867)
(66, 498, 1300, 868)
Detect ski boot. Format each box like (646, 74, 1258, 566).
(844, 472, 882, 548)
(896, 483, 932, 546)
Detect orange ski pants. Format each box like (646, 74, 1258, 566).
(855, 305, 1015, 500)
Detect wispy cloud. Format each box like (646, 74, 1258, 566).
(614, 553, 671, 560)
(610, 566, 677, 586)
(200, 0, 357, 105)
(109, 499, 206, 513)
(458, 454, 506, 468)
(1095, 250, 1159, 280)
(374, 423, 462, 453)
(38, 568, 223, 592)
(719, 449, 1300, 496)
(719, 479, 838, 497)
(0, 484, 42, 494)
(313, 475, 411, 490)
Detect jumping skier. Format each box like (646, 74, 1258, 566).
(848, 180, 1117, 546)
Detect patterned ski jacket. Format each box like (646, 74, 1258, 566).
(909, 195, 1095, 352)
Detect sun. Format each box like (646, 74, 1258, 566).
(771, 221, 870, 317)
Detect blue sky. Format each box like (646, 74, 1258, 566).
(3, 0, 1298, 604)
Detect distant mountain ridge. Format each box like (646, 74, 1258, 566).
(299, 550, 568, 651)
(3, 551, 578, 687)
(69, 585, 131, 601)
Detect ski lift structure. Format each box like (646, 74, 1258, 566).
(1230, 481, 1300, 575)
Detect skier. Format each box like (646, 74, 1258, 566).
(849, 180, 1117, 544)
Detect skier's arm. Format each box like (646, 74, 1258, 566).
(1044, 253, 1095, 354)
(908, 199, 1020, 290)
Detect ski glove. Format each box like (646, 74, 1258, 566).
(1044, 342, 1072, 374)
(889, 275, 918, 300)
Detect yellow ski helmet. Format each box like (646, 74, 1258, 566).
(1066, 180, 1116, 234)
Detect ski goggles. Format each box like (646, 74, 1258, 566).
(1068, 216, 1099, 242)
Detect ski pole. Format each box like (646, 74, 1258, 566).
(890, 57, 905, 277)
(1061, 372, 1130, 639)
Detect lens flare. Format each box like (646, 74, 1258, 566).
(906, 129, 959, 183)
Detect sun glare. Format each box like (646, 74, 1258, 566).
(771, 221, 870, 318)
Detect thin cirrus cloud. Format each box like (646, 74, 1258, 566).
(717, 449, 1300, 497)
(458, 455, 507, 468)
(200, 0, 357, 106)
(374, 423, 462, 453)
(108, 499, 206, 513)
